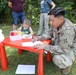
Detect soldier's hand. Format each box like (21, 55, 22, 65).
(33, 44, 45, 50)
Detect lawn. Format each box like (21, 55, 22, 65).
(0, 23, 76, 75)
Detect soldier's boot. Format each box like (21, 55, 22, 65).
(61, 66, 71, 75)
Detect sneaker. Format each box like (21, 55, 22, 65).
(61, 66, 71, 75)
(44, 51, 47, 54)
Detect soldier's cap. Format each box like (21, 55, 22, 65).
(48, 7, 65, 17)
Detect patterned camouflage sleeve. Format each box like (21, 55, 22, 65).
(44, 45, 64, 54)
(44, 28, 75, 54)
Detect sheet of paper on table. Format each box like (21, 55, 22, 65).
(22, 41, 43, 47)
(15, 64, 35, 74)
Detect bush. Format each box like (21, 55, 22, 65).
(0, 0, 8, 22)
(0, 0, 76, 24)
(53, 0, 76, 23)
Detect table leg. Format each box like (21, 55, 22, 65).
(46, 51, 52, 62)
(18, 49, 22, 54)
(0, 44, 8, 71)
(38, 50, 44, 75)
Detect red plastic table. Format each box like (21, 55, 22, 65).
(0, 42, 8, 71)
(3, 37, 51, 75)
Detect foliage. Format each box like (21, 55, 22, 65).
(0, 0, 8, 12)
(53, 0, 76, 23)
(0, 0, 9, 22)
(68, 9, 76, 23)
(25, 0, 40, 25)
(53, 0, 74, 9)
(0, 0, 76, 23)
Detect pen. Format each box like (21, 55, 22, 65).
(32, 36, 35, 43)
(32, 35, 38, 43)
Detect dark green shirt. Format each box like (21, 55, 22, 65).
(21, 26, 30, 34)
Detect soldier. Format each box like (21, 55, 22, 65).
(33, 7, 76, 74)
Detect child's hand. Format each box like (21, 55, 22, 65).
(33, 44, 45, 50)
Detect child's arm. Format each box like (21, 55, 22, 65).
(28, 27, 34, 36)
(17, 26, 22, 31)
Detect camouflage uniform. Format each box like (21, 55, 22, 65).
(38, 18, 76, 69)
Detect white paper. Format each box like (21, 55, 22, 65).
(15, 64, 35, 74)
(22, 34, 32, 39)
(22, 41, 43, 47)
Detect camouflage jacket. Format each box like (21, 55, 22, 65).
(38, 18, 76, 56)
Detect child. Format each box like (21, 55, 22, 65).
(18, 18, 34, 38)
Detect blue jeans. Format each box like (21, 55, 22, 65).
(12, 11, 25, 25)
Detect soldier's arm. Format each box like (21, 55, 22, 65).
(44, 28, 75, 54)
(44, 44, 64, 54)
(59, 28, 75, 53)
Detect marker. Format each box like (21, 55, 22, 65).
(32, 36, 35, 43)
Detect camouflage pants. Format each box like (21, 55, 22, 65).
(52, 51, 75, 69)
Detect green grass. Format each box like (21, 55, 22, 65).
(0, 23, 76, 75)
